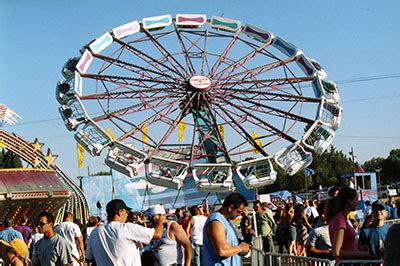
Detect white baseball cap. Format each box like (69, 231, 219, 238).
(146, 204, 166, 216)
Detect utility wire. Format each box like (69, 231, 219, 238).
(2, 73, 400, 140)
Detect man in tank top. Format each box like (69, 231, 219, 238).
(203, 193, 252, 266)
(147, 204, 192, 266)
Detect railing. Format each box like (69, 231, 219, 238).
(250, 249, 384, 266)
(251, 249, 334, 266)
(385, 218, 400, 226)
(335, 260, 383, 266)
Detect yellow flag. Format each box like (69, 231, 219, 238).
(140, 120, 148, 144)
(178, 118, 186, 142)
(77, 143, 84, 169)
(218, 124, 224, 140)
(106, 128, 115, 141)
(251, 130, 263, 154)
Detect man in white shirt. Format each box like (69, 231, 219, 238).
(186, 205, 207, 266)
(55, 212, 85, 265)
(86, 199, 166, 266)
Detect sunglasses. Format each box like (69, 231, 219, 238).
(38, 222, 48, 227)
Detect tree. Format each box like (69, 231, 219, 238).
(381, 149, 400, 183)
(92, 170, 111, 176)
(259, 146, 356, 193)
(0, 149, 22, 169)
(362, 157, 384, 172)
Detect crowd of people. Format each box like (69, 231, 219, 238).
(1, 188, 400, 265)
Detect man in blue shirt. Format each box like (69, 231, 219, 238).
(359, 201, 389, 258)
(203, 193, 251, 266)
(0, 218, 23, 242)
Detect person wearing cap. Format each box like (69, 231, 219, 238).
(55, 212, 85, 265)
(147, 204, 192, 266)
(0, 238, 29, 266)
(203, 192, 251, 266)
(85, 199, 166, 266)
(32, 211, 73, 266)
(0, 218, 24, 243)
(359, 201, 389, 258)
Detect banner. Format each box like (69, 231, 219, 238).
(251, 130, 262, 154)
(77, 143, 84, 169)
(178, 118, 185, 142)
(218, 124, 224, 140)
(106, 128, 115, 141)
(140, 120, 148, 144)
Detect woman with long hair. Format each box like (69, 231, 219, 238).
(292, 203, 312, 256)
(325, 187, 371, 260)
(280, 203, 297, 255)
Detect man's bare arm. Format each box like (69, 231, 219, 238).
(206, 220, 250, 258)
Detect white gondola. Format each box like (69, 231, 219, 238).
(192, 163, 234, 192)
(74, 120, 111, 156)
(146, 156, 188, 189)
(312, 77, 340, 104)
(302, 120, 335, 155)
(274, 142, 313, 176)
(317, 98, 343, 130)
(272, 36, 301, 57)
(55, 80, 75, 105)
(61, 57, 80, 80)
(105, 141, 147, 178)
(236, 157, 277, 189)
(58, 97, 88, 131)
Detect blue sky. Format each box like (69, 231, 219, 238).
(1, 0, 399, 179)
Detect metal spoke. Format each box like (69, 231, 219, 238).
(214, 102, 268, 156)
(211, 39, 273, 79)
(81, 73, 180, 88)
(217, 56, 297, 82)
(219, 93, 316, 124)
(208, 28, 243, 77)
(92, 53, 180, 82)
(217, 96, 297, 143)
(114, 38, 186, 79)
(141, 28, 190, 78)
(172, 22, 196, 76)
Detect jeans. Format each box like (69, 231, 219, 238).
(193, 243, 202, 266)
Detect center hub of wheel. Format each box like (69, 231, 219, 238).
(189, 75, 212, 92)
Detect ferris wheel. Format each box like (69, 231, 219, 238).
(56, 14, 342, 192)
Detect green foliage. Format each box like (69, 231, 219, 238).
(92, 170, 111, 176)
(363, 157, 384, 172)
(0, 149, 22, 169)
(259, 146, 356, 193)
(381, 149, 400, 183)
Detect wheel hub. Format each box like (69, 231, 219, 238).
(189, 75, 212, 92)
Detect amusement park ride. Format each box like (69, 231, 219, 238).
(0, 104, 89, 224)
(56, 14, 342, 194)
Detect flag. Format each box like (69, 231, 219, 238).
(77, 143, 84, 169)
(106, 128, 115, 141)
(218, 124, 224, 140)
(357, 165, 365, 173)
(251, 130, 262, 154)
(305, 168, 315, 176)
(140, 120, 148, 144)
(178, 118, 185, 142)
(0, 104, 21, 127)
